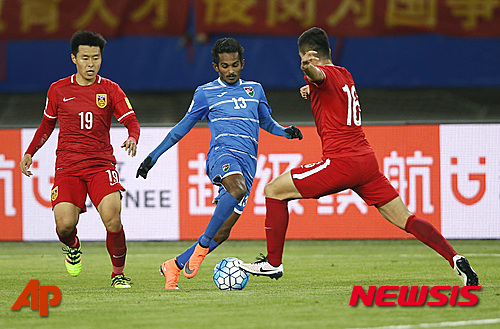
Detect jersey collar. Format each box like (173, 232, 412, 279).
(217, 77, 242, 87)
(70, 74, 102, 85)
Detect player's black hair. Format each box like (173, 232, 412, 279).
(298, 27, 330, 59)
(70, 30, 107, 57)
(211, 38, 244, 64)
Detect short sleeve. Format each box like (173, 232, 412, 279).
(111, 82, 135, 122)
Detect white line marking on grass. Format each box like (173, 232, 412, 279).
(348, 318, 500, 329)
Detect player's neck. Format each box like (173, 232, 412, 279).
(75, 73, 97, 86)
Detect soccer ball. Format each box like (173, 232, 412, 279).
(213, 257, 249, 291)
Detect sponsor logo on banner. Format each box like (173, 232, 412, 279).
(3, 125, 499, 241)
(18, 127, 180, 241)
(440, 124, 499, 239)
(179, 126, 443, 240)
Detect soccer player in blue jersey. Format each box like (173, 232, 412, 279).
(136, 38, 303, 289)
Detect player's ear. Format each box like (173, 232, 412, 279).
(71, 54, 77, 65)
(212, 62, 219, 73)
(240, 59, 245, 69)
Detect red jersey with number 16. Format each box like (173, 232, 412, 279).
(44, 74, 135, 173)
(305, 65, 373, 159)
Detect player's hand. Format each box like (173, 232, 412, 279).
(136, 156, 154, 179)
(121, 137, 137, 157)
(300, 50, 319, 72)
(20, 154, 33, 177)
(300, 85, 310, 99)
(285, 126, 303, 140)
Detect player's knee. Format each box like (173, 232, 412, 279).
(264, 181, 278, 198)
(56, 224, 75, 237)
(229, 184, 247, 201)
(102, 215, 122, 232)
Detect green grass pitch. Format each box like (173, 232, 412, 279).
(1, 239, 499, 329)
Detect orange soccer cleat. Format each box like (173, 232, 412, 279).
(160, 258, 181, 289)
(183, 244, 209, 279)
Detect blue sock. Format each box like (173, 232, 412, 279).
(199, 193, 239, 247)
(176, 236, 220, 269)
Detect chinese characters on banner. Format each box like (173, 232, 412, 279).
(195, 0, 500, 37)
(0, 125, 498, 241)
(0, 0, 189, 39)
(0, 0, 499, 39)
(178, 125, 499, 241)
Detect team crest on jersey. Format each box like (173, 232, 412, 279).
(51, 186, 58, 201)
(222, 164, 230, 172)
(244, 87, 254, 97)
(96, 94, 107, 108)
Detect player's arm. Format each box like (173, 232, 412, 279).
(120, 114, 140, 157)
(259, 115, 303, 140)
(301, 50, 324, 85)
(136, 114, 198, 179)
(20, 115, 57, 177)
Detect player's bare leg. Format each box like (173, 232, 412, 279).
(54, 202, 82, 277)
(378, 197, 478, 286)
(98, 192, 131, 288)
(213, 212, 240, 244)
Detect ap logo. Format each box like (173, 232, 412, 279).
(11, 280, 61, 316)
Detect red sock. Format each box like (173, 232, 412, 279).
(265, 198, 289, 267)
(106, 227, 127, 277)
(57, 227, 79, 248)
(405, 215, 457, 267)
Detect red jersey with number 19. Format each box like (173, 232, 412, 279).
(44, 74, 135, 173)
(305, 65, 373, 159)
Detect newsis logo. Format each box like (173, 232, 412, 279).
(349, 285, 481, 306)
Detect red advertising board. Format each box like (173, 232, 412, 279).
(178, 125, 441, 240)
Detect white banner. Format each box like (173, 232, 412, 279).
(440, 124, 500, 239)
(21, 127, 180, 241)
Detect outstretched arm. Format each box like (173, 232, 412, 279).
(136, 114, 198, 179)
(301, 50, 324, 85)
(259, 115, 303, 140)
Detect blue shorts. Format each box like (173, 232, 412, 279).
(206, 149, 256, 214)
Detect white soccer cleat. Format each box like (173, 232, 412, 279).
(239, 254, 283, 280)
(453, 254, 479, 286)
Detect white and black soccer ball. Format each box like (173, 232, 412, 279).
(213, 257, 249, 291)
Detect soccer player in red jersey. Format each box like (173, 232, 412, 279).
(240, 27, 479, 286)
(19, 30, 140, 288)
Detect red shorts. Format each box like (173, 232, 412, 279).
(51, 165, 124, 212)
(291, 153, 398, 207)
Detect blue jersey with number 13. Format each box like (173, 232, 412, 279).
(186, 77, 273, 160)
